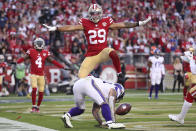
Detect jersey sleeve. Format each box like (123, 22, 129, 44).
(107, 17, 114, 26)
(78, 18, 83, 26)
(47, 51, 51, 57)
(148, 56, 152, 62)
(26, 49, 31, 56)
(161, 57, 164, 63)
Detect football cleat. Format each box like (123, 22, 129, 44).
(61, 113, 73, 128)
(168, 114, 184, 124)
(31, 107, 37, 113)
(35, 107, 40, 113)
(107, 123, 125, 129)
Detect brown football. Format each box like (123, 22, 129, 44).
(115, 103, 131, 115)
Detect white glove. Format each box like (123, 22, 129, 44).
(139, 16, 151, 26)
(43, 24, 57, 31)
(184, 51, 193, 61)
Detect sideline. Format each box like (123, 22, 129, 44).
(0, 117, 57, 131)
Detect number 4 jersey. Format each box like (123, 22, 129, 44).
(79, 17, 114, 57)
(26, 48, 50, 75)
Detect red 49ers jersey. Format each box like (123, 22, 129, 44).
(26, 48, 50, 75)
(0, 62, 7, 75)
(79, 17, 114, 56)
(182, 61, 191, 73)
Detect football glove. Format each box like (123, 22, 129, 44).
(139, 17, 151, 26)
(43, 24, 57, 31)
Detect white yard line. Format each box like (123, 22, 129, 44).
(0, 117, 57, 131)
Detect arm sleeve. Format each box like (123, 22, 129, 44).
(161, 64, 165, 75)
(17, 58, 25, 64)
(51, 60, 64, 69)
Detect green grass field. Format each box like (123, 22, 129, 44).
(0, 89, 196, 131)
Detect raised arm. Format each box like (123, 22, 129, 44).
(109, 17, 151, 30)
(47, 56, 65, 69)
(17, 54, 29, 64)
(43, 24, 83, 32)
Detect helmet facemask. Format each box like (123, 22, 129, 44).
(88, 4, 103, 23)
(114, 83, 125, 103)
(34, 38, 45, 50)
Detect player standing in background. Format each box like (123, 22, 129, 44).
(148, 48, 165, 99)
(0, 55, 8, 96)
(16, 38, 66, 112)
(181, 48, 194, 99)
(43, 3, 151, 85)
(61, 75, 125, 129)
(169, 53, 196, 124)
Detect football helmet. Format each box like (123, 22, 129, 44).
(0, 55, 4, 62)
(150, 46, 156, 54)
(88, 4, 103, 23)
(114, 83, 125, 102)
(34, 38, 45, 50)
(189, 47, 195, 52)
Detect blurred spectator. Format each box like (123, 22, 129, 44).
(172, 57, 184, 92)
(0, 0, 194, 57)
(14, 63, 26, 94)
(17, 78, 29, 96)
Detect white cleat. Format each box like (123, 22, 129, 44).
(168, 114, 184, 124)
(107, 123, 126, 129)
(61, 113, 73, 128)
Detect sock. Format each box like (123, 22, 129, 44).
(101, 104, 112, 123)
(68, 107, 84, 117)
(178, 100, 192, 120)
(0, 85, 2, 92)
(37, 92, 44, 107)
(155, 84, 159, 98)
(32, 88, 37, 105)
(183, 86, 188, 98)
(109, 51, 121, 73)
(149, 85, 154, 97)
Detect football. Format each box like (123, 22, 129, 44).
(115, 103, 131, 115)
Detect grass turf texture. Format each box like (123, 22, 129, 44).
(0, 89, 196, 131)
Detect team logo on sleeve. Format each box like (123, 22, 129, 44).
(102, 22, 107, 27)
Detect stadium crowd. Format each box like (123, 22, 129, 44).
(0, 0, 195, 95)
(0, 0, 195, 59)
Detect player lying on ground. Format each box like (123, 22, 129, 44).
(17, 38, 67, 113)
(169, 52, 196, 124)
(43, 3, 151, 85)
(61, 76, 125, 129)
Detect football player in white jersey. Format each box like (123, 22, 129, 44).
(61, 76, 125, 129)
(148, 48, 165, 99)
(169, 52, 196, 124)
